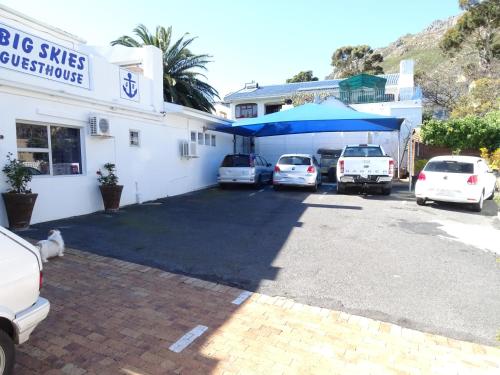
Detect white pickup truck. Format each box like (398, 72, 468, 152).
(0, 226, 50, 375)
(336, 144, 394, 195)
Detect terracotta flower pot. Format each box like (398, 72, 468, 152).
(2, 192, 38, 230)
(99, 185, 123, 212)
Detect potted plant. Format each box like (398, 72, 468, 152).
(2, 153, 37, 230)
(97, 163, 123, 212)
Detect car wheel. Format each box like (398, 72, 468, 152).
(382, 187, 391, 195)
(0, 330, 15, 375)
(311, 182, 318, 192)
(254, 175, 263, 189)
(336, 182, 345, 194)
(471, 191, 484, 212)
(416, 198, 426, 206)
(273, 184, 281, 191)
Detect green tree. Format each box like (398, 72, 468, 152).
(420, 111, 500, 152)
(451, 78, 500, 118)
(112, 25, 219, 112)
(327, 45, 384, 79)
(286, 70, 318, 83)
(440, 0, 500, 74)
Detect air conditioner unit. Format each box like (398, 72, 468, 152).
(89, 115, 111, 137)
(189, 141, 198, 158)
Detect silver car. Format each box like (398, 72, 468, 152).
(218, 154, 273, 188)
(273, 154, 322, 191)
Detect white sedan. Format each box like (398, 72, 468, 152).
(415, 155, 497, 212)
(273, 154, 322, 191)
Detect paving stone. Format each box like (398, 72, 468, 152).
(14, 248, 500, 375)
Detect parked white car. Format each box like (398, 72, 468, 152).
(273, 154, 322, 191)
(0, 227, 50, 375)
(415, 156, 497, 212)
(336, 144, 394, 195)
(218, 154, 273, 188)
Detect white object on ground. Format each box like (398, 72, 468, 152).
(434, 220, 500, 254)
(232, 291, 253, 305)
(169, 325, 208, 353)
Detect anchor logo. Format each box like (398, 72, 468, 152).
(122, 72, 138, 98)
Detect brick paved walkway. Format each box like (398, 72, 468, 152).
(15, 249, 500, 375)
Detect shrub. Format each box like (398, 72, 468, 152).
(97, 163, 119, 186)
(421, 111, 500, 153)
(2, 153, 32, 194)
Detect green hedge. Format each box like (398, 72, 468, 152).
(421, 111, 500, 152)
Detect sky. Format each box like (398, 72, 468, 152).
(1, 0, 462, 98)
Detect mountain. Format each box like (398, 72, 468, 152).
(376, 15, 465, 74)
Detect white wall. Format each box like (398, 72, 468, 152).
(255, 100, 422, 167)
(0, 89, 233, 226)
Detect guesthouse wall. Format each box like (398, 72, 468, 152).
(0, 89, 233, 225)
(0, 5, 233, 226)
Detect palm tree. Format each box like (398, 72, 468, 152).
(111, 25, 219, 112)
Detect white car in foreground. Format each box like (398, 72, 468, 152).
(0, 227, 50, 375)
(273, 154, 322, 191)
(415, 156, 497, 212)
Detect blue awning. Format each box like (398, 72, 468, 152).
(216, 103, 403, 137)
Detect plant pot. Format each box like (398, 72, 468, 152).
(2, 192, 38, 230)
(99, 185, 123, 212)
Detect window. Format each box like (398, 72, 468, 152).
(265, 104, 282, 115)
(205, 133, 210, 146)
(16, 123, 82, 176)
(211, 135, 216, 147)
(343, 146, 383, 157)
(129, 130, 140, 146)
(198, 132, 203, 145)
(191, 131, 196, 142)
(424, 161, 474, 174)
(278, 156, 311, 166)
(221, 155, 251, 167)
(235, 103, 257, 119)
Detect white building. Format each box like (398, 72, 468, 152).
(224, 62, 422, 167)
(0, 5, 235, 226)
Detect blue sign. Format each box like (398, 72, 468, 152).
(0, 22, 90, 89)
(119, 68, 139, 101)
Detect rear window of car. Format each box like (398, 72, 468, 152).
(424, 161, 474, 174)
(221, 155, 250, 167)
(343, 147, 383, 157)
(278, 156, 311, 165)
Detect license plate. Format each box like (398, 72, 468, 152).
(437, 189, 453, 197)
(360, 171, 368, 178)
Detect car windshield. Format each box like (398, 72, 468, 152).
(221, 155, 251, 167)
(343, 147, 383, 157)
(278, 156, 311, 166)
(425, 161, 474, 174)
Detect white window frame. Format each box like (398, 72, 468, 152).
(16, 121, 84, 177)
(129, 129, 140, 147)
(198, 132, 204, 145)
(211, 135, 216, 147)
(190, 131, 196, 142)
(204, 133, 210, 146)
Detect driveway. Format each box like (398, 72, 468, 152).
(26, 183, 500, 346)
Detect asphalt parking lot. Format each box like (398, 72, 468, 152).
(27, 182, 500, 346)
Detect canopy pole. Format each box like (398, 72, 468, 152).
(408, 133, 412, 192)
(397, 130, 400, 179)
